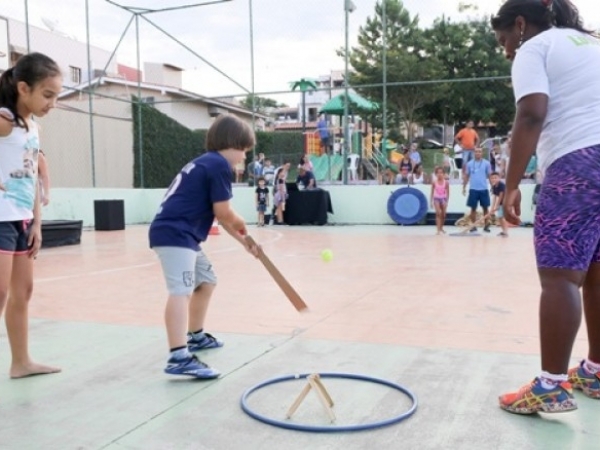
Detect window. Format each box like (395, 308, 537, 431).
(69, 66, 81, 84)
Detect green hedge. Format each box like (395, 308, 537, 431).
(132, 100, 306, 187)
(132, 101, 203, 188)
(255, 131, 304, 162)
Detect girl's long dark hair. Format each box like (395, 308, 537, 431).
(0, 52, 61, 130)
(491, 0, 593, 35)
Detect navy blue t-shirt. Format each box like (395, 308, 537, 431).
(149, 151, 232, 250)
(492, 181, 506, 197)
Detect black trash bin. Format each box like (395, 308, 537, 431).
(94, 200, 125, 231)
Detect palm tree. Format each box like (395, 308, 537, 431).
(290, 78, 318, 133)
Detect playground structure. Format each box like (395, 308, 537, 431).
(304, 128, 385, 183)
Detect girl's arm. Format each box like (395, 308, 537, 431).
(38, 152, 50, 204)
(28, 182, 43, 258)
(430, 183, 434, 204)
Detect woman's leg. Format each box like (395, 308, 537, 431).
(538, 268, 585, 374)
(582, 263, 600, 365)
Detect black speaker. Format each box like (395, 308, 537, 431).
(94, 200, 125, 231)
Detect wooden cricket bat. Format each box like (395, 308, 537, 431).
(245, 235, 308, 312)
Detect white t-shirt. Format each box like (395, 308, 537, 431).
(511, 27, 600, 175)
(0, 115, 40, 221)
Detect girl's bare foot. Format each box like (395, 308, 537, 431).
(10, 361, 61, 379)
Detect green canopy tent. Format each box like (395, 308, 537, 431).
(319, 91, 378, 116)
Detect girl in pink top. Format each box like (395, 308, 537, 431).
(430, 166, 450, 235)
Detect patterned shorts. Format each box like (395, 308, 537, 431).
(535, 145, 600, 270)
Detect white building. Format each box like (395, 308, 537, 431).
(301, 70, 346, 123)
(0, 16, 118, 85)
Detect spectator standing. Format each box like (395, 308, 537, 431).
(455, 120, 480, 173)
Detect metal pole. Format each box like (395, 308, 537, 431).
(343, 0, 350, 185)
(249, 0, 256, 160)
(85, 0, 97, 187)
(382, 0, 387, 159)
(135, 13, 144, 188)
(24, 0, 30, 52)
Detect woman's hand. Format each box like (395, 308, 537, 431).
(503, 189, 522, 225)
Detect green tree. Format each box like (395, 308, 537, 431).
(423, 15, 514, 129)
(345, 0, 446, 141)
(290, 78, 318, 132)
(240, 95, 283, 115)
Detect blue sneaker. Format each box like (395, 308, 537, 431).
(187, 332, 224, 352)
(164, 354, 220, 379)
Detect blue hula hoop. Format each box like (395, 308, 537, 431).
(240, 372, 418, 433)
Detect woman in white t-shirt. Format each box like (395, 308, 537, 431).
(492, 0, 600, 414)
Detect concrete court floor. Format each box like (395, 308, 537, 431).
(0, 224, 598, 450)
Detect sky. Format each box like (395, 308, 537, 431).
(1, 0, 599, 105)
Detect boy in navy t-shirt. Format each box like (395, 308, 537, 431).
(149, 114, 258, 379)
(489, 171, 509, 237)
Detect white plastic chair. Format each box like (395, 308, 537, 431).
(449, 157, 462, 181)
(347, 154, 360, 181)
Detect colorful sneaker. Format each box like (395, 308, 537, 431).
(568, 361, 600, 399)
(499, 378, 577, 414)
(187, 332, 224, 352)
(164, 354, 220, 379)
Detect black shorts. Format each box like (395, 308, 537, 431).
(0, 220, 32, 255)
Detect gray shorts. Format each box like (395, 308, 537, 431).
(153, 247, 217, 296)
(495, 205, 504, 219)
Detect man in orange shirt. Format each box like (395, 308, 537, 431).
(455, 120, 480, 174)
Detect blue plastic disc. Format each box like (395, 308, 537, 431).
(387, 187, 428, 225)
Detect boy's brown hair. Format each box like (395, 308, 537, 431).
(206, 114, 255, 151)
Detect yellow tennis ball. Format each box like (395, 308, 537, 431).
(321, 249, 333, 262)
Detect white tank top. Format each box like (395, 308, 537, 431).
(412, 173, 424, 184)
